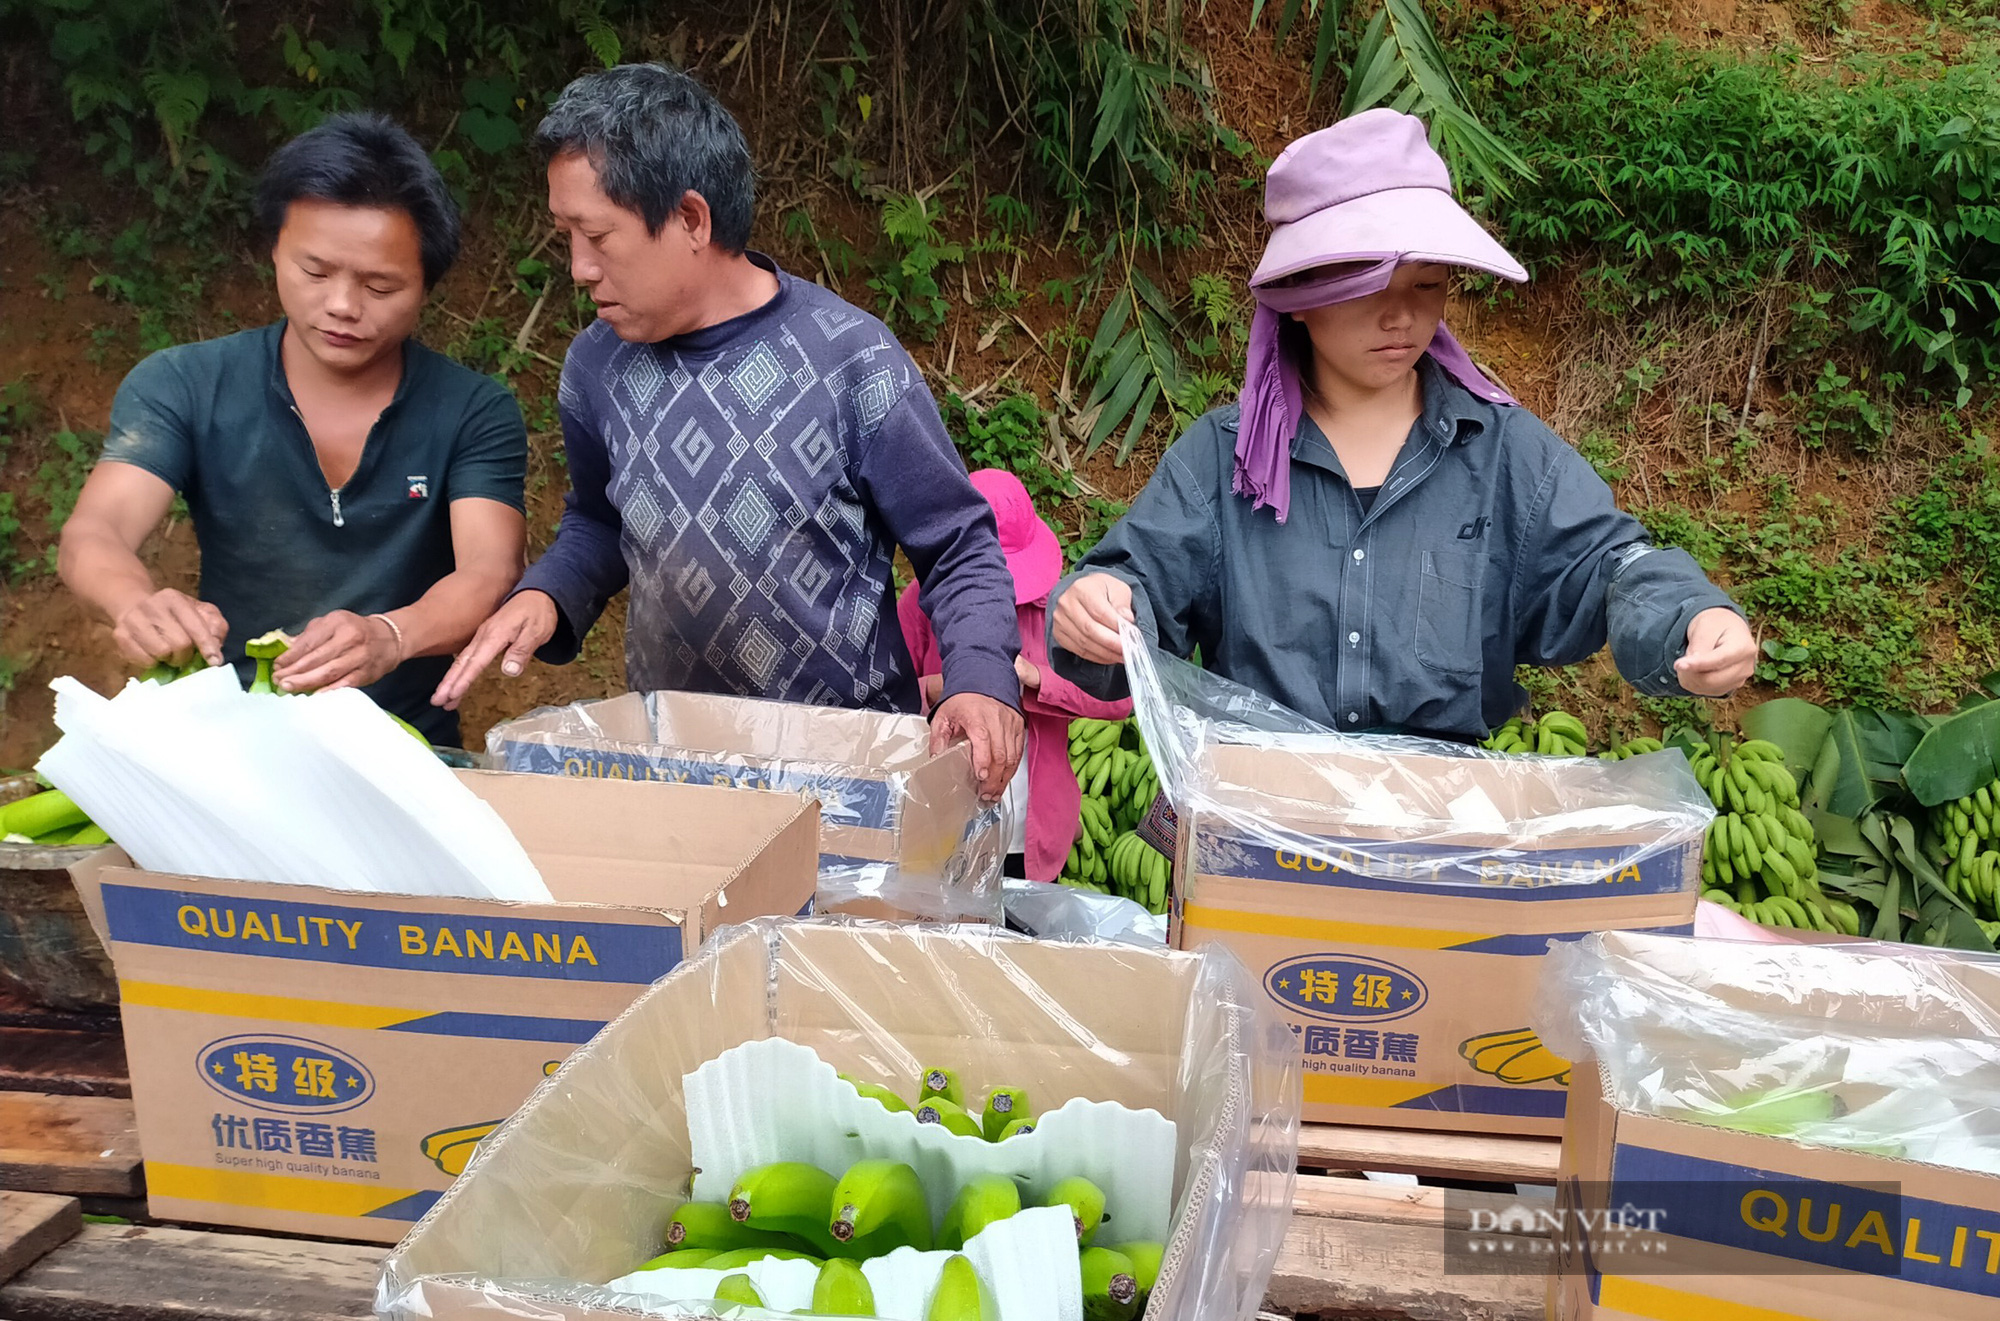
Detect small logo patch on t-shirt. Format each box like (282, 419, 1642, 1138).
(407, 475, 429, 499)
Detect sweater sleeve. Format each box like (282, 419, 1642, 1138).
(513, 350, 630, 665)
(856, 387, 1022, 710)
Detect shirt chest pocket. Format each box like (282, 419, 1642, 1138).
(1415, 547, 1488, 675)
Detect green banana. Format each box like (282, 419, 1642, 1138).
(915, 1096, 985, 1139)
(939, 1173, 1023, 1249)
(635, 1247, 722, 1270)
(702, 1246, 823, 1269)
(713, 1273, 766, 1308)
(1045, 1176, 1108, 1246)
(830, 1159, 933, 1253)
(666, 1200, 810, 1253)
(998, 1116, 1037, 1140)
(1080, 1246, 1141, 1321)
(926, 1254, 998, 1321)
(1108, 1240, 1164, 1297)
(811, 1258, 877, 1316)
(727, 1162, 846, 1257)
(981, 1087, 1031, 1142)
(841, 1074, 912, 1114)
(919, 1067, 964, 1108)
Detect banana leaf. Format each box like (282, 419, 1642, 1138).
(1904, 701, 2000, 807)
(1808, 707, 1926, 818)
(1741, 698, 1831, 789)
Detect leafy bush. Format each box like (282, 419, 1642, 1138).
(1460, 9, 2000, 396)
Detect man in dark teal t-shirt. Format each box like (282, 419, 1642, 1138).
(59, 114, 526, 745)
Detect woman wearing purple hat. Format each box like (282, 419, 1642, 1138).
(900, 468, 1132, 882)
(1048, 109, 1755, 739)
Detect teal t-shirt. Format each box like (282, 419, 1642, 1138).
(100, 321, 527, 744)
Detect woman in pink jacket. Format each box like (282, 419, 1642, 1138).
(898, 469, 1133, 881)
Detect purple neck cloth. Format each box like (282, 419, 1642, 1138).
(1235, 256, 1516, 524)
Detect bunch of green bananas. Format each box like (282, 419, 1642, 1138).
(1933, 780, 2000, 924)
(1104, 831, 1171, 913)
(1691, 738, 1858, 936)
(1598, 736, 1664, 761)
(643, 1160, 1162, 1319)
(1481, 710, 1590, 757)
(1063, 717, 1169, 914)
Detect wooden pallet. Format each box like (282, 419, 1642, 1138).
(0, 1187, 1546, 1321)
(0, 1192, 81, 1286)
(1297, 1121, 1561, 1186)
(0, 1092, 143, 1200)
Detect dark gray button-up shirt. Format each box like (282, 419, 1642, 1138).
(1049, 358, 1740, 741)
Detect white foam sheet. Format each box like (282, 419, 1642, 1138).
(684, 1038, 1178, 1242)
(37, 670, 547, 902)
(597, 1207, 1080, 1321)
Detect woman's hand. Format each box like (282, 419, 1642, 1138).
(1051, 574, 1135, 664)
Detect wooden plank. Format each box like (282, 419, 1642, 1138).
(1296, 1121, 1561, 1185)
(0, 987, 119, 1036)
(0, 1094, 142, 1197)
(0, 1192, 81, 1284)
(1292, 1172, 1549, 1235)
(1268, 1210, 1548, 1320)
(0, 1223, 381, 1321)
(0, 1028, 131, 1099)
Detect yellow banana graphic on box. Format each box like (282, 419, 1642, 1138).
(419, 1120, 503, 1176)
(1459, 1028, 1571, 1087)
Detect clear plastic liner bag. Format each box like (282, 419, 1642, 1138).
(487, 692, 1001, 922)
(1122, 622, 1713, 892)
(376, 917, 1300, 1321)
(813, 805, 1005, 924)
(1001, 878, 1167, 947)
(1535, 930, 2000, 1174)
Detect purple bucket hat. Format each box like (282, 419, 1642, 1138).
(1233, 110, 1527, 523)
(1251, 108, 1526, 289)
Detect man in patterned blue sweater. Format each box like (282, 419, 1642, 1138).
(436, 64, 1025, 794)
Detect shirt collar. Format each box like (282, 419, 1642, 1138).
(1287, 353, 1490, 474)
(656, 251, 790, 358)
(264, 319, 420, 411)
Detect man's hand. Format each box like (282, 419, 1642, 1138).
(920, 672, 946, 708)
(1050, 573, 1135, 665)
(930, 691, 1025, 802)
(431, 591, 559, 711)
(1676, 607, 1757, 696)
(112, 588, 226, 668)
(275, 611, 400, 693)
(1014, 654, 1042, 691)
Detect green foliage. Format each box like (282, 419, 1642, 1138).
(943, 392, 1075, 510)
(868, 193, 965, 340)
(1252, 0, 1531, 197)
(1460, 8, 2000, 393)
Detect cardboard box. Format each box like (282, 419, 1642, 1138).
(488, 691, 992, 919)
(1171, 741, 1701, 1137)
(375, 919, 1298, 1321)
(68, 770, 818, 1243)
(1554, 934, 2000, 1320)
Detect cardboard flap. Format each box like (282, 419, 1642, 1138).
(646, 690, 933, 770)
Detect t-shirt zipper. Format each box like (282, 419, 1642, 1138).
(290, 403, 349, 527)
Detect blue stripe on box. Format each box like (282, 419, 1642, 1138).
(498, 741, 896, 830)
(102, 883, 684, 984)
(1193, 827, 1695, 901)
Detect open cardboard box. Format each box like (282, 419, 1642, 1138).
(68, 770, 818, 1242)
(1171, 739, 1705, 1137)
(374, 919, 1300, 1321)
(1552, 930, 2000, 1320)
(487, 692, 996, 921)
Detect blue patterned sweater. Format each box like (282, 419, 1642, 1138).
(515, 256, 1021, 713)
